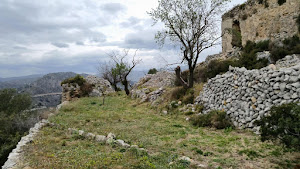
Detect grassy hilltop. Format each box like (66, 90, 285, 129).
(22, 93, 299, 169)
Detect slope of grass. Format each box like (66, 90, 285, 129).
(22, 94, 300, 168)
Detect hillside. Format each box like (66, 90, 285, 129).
(0, 74, 43, 90)
(17, 95, 299, 168)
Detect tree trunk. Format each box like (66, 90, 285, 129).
(113, 83, 119, 92)
(175, 66, 189, 89)
(188, 68, 194, 88)
(122, 79, 130, 95)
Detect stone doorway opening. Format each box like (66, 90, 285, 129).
(231, 20, 242, 48)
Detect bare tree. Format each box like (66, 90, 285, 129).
(149, 0, 229, 88)
(98, 61, 120, 92)
(108, 49, 141, 95)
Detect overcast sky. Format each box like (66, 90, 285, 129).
(0, 0, 246, 78)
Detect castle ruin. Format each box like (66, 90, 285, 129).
(222, 0, 299, 53)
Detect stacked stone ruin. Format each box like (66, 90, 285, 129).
(195, 55, 300, 132)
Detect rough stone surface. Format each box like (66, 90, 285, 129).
(85, 75, 114, 97)
(95, 135, 107, 143)
(195, 55, 300, 132)
(61, 75, 114, 102)
(222, 0, 299, 53)
(131, 71, 176, 104)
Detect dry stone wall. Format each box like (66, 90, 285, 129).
(222, 0, 299, 53)
(195, 55, 300, 131)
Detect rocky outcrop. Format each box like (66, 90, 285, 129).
(61, 76, 114, 102)
(195, 55, 300, 131)
(222, 0, 299, 53)
(85, 75, 114, 97)
(132, 71, 176, 89)
(131, 71, 176, 104)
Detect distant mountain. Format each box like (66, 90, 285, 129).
(0, 74, 44, 90)
(23, 72, 89, 95)
(0, 74, 43, 82)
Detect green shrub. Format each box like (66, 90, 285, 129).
(270, 47, 289, 62)
(147, 68, 158, 74)
(191, 110, 233, 129)
(231, 29, 242, 48)
(270, 36, 300, 62)
(255, 103, 300, 150)
(0, 89, 33, 166)
(61, 75, 86, 86)
(256, 40, 270, 51)
(277, 0, 286, 6)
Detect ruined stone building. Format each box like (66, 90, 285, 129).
(222, 0, 299, 53)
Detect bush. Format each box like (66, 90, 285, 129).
(255, 103, 300, 150)
(61, 75, 86, 86)
(182, 94, 194, 104)
(270, 36, 300, 62)
(0, 89, 33, 166)
(191, 110, 233, 129)
(170, 87, 187, 100)
(277, 0, 286, 6)
(148, 68, 158, 74)
(80, 83, 94, 97)
(231, 29, 242, 48)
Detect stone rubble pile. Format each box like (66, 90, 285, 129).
(275, 54, 300, 68)
(195, 55, 300, 131)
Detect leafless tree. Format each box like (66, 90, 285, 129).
(108, 49, 141, 95)
(149, 0, 229, 88)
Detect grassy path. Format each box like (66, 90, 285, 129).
(23, 95, 299, 168)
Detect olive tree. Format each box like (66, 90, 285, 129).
(149, 0, 230, 88)
(98, 61, 121, 92)
(108, 50, 141, 95)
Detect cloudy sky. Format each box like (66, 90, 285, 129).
(0, 0, 246, 78)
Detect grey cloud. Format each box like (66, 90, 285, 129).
(76, 41, 85, 46)
(51, 42, 69, 48)
(120, 17, 143, 28)
(101, 3, 126, 14)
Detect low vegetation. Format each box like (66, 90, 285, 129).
(22, 95, 300, 168)
(148, 68, 158, 74)
(190, 110, 233, 129)
(61, 75, 86, 86)
(187, 35, 300, 83)
(255, 103, 300, 151)
(0, 89, 34, 166)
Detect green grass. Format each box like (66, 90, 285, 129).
(22, 94, 300, 168)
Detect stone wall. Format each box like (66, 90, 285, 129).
(195, 55, 300, 131)
(222, 0, 299, 53)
